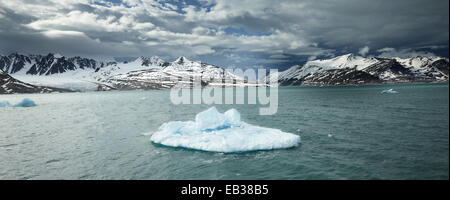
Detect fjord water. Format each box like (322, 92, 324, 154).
(0, 84, 448, 180)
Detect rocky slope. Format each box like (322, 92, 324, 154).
(1, 69, 71, 94)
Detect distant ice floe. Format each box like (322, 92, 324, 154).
(0, 98, 37, 107)
(381, 88, 398, 94)
(150, 107, 301, 153)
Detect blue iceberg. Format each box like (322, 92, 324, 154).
(150, 107, 301, 153)
(0, 101, 12, 107)
(0, 98, 37, 107)
(14, 98, 37, 107)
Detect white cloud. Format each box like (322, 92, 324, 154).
(26, 11, 125, 32)
(42, 30, 87, 38)
(377, 47, 396, 53)
(269, 54, 289, 59)
(358, 46, 370, 56)
(307, 55, 317, 61)
(0, 0, 447, 68)
(376, 47, 437, 58)
(192, 45, 215, 55)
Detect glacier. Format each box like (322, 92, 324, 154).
(150, 107, 301, 153)
(0, 98, 37, 107)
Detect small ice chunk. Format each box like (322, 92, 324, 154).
(150, 107, 301, 153)
(381, 89, 398, 94)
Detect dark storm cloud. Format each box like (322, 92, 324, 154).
(0, 0, 448, 68)
(305, 0, 449, 51)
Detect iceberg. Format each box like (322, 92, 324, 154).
(14, 98, 37, 107)
(150, 107, 301, 153)
(381, 89, 398, 94)
(0, 101, 12, 107)
(0, 98, 37, 107)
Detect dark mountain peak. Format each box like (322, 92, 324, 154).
(174, 56, 189, 64)
(8, 52, 20, 57)
(7, 53, 28, 60)
(411, 55, 426, 59)
(346, 53, 357, 60)
(44, 53, 55, 59)
(431, 59, 449, 76)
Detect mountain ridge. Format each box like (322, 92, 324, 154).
(265, 54, 449, 86)
(0, 53, 258, 92)
(1, 53, 448, 94)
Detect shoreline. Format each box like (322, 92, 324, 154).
(1, 81, 448, 96)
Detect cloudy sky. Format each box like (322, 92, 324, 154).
(0, 0, 448, 70)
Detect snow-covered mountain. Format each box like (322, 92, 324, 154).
(0, 53, 258, 91)
(2, 53, 447, 93)
(266, 54, 449, 86)
(1, 69, 71, 94)
(103, 56, 249, 90)
(0, 53, 103, 75)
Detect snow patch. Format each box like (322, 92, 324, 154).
(149, 107, 301, 153)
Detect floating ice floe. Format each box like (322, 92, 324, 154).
(0, 101, 11, 107)
(150, 107, 301, 153)
(0, 98, 37, 107)
(381, 88, 398, 94)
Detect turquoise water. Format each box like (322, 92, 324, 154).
(0, 83, 448, 179)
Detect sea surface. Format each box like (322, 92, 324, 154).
(0, 83, 448, 179)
